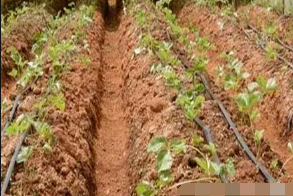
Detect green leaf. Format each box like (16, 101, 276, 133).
(8, 68, 18, 78)
(247, 82, 259, 92)
(1, 98, 8, 113)
(43, 143, 53, 153)
(195, 157, 215, 176)
(224, 158, 235, 176)
(157, 149, 173, 172)
(193, 133, 204, 147)
(224, 74, 238, 90)
(204, 143, 217, 155)
(6, 114, 32, 135)
(230, 59, 243, 74)
(256, 76, 266, 91)
(265, 44, 278, 61)
(193, 57, 208, 72)
(136, 181, 154, 196)
(49, 92, 66, 111)
(235, 92, 261, 113)
(162, 67, 181, 89)
(265, 22, 277, 36)
(254, 129, 265, 145)
(183, 95, 205, 120)
(266, 78, 278, 93)
(170, 139, 186, 154)
(157, 170, 174, 187)
(147, 137, 167, 153)
(150, 63, 163, 74)
(270, 158, 279, 169)
(17, 70, 32, 87)
(211, 162, 221, 175)
(17, 146, 33, 163)
(249, 109, 260, 121)
(7, 46, 21, 63)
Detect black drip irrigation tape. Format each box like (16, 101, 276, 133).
(1, 77, 38, 138)
(194, 117, 229, 183)
(246, 24, 293, 53)
(199, 74, 276, 183)
(276, 37, 293, 52)
(1, 95, 21, 138)
(246, 24, 293, 70)
(1, 131, 28, 196)
(172, 44, 274, 182)
(171, 34, 276, 182)
(1, 77, 40, 195)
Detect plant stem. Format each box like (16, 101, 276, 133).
(166, 177, 219, 191)
(278, 156, 293, 177)
(187, 145, 206, 158)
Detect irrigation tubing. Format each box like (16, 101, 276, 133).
(1, 95, 21, 137)
(171, 47, 229, 183)
(194, 117, 229, 183)
(1, 77, 39, 138)
(199, 74, 276, 183)
(276, 37, 293, 52)
(1, 131, 28, 196)
(247, 24, 293, 53)
(171, 29, 276, 182)
(246, 24, 293, 70)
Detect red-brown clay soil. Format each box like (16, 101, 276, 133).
(1, 11, 105, 196)
(94, 2, 131, 196)
(2, 1, 293, 196)
(179, 2, 293, 178)
(1, 8, 50, 103)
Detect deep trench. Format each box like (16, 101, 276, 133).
(94, 0, 131, 196)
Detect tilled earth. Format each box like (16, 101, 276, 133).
(1, 1, 293, 196)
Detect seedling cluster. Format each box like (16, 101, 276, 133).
(2, 3, 95, 162)
(129, 1, 238, 194)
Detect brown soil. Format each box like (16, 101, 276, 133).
(178, 2, 293, 178)
(94, 1, 130, 196)
(2, 1, 293, 196)
(1, 11, 105, 196)
(237, 5, 293, 46)
(1, 7, 50, 102)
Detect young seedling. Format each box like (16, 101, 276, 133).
(136, 181, 155, 196)
(265, 22, 278, 38)
(256, 76, 278, 95)
(196, 36, 216, 51)
(1, 98, 8, 114)
(265, 44, 278, 61)
(176, 92, 205, 121)
(6, 46, 27, 78)
(162, 66, 181, 90)
(6, 114, 33, 135)
(17, 146, 33, 163)
(254, 129, 265, 159)
(270, 158, 279, 170)
(217, 51, 250, 91)
(235, 91, 262, 123)
(136, 136, 187, 196)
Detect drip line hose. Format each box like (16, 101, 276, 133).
(194, 117, 229, 183)
(199, 74, 276, 183)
